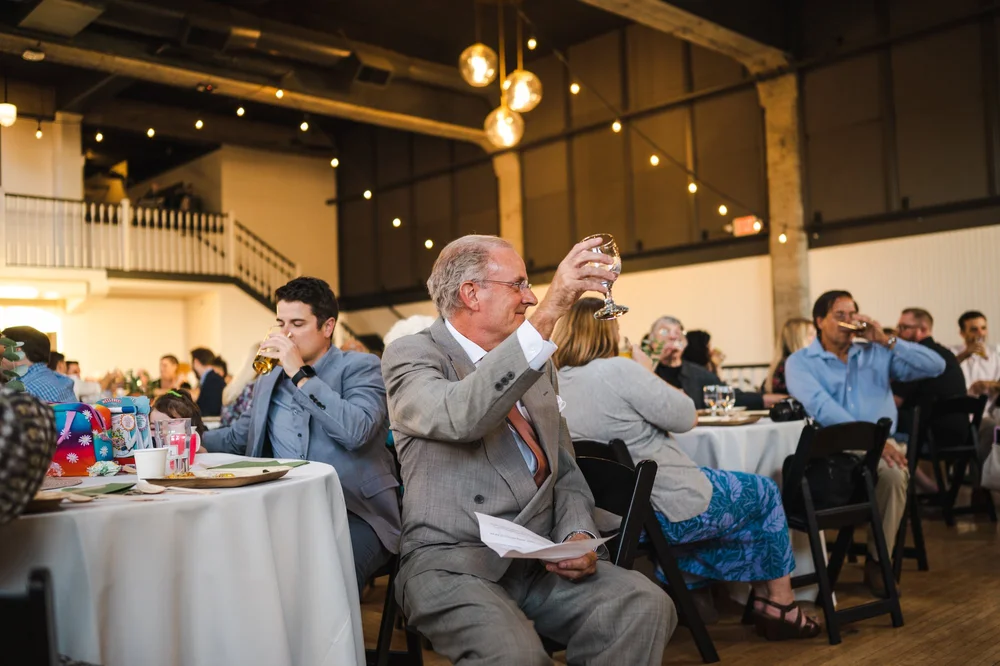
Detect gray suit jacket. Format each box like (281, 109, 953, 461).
(202, 346, 401, 553)
(381, 318, 598, 585)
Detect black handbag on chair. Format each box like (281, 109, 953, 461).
(782, 450, 863, 511)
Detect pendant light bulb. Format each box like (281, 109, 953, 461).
(458, 43, 498, 88)
(501, 70, 543, 113)
(484, 106, 524, 148)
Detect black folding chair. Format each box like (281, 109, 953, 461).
(889, 405, 930, 580)
(918, 395, 996, 525)
(540, 455, 658, 662)
(575, 439, 719, 664)
(369, 444, 424, 666)
(0, 569, 59, 666)
(782, 419, 903, 645)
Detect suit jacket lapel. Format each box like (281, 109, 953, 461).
(248, 369, 282, 456)
(429, 318, 540, 510)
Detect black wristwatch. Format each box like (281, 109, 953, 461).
(291, 365, 317, 385)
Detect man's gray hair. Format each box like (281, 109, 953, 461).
(651, 315, 684, 333)
(427, 235, 514, 318)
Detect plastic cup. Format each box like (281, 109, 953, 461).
(133, 448, 168, 480)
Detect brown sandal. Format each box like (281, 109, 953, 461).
(752, 597, 822, 641)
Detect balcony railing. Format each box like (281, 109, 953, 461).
(0, 190, 299, 304)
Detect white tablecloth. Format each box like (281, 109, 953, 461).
(0, 453, 364, 666)
(673, 418, 821, 600)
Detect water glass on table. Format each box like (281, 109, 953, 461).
(703, 385, 721, 416)
(716, 385, 736, 416)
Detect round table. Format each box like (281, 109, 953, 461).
(672, 418, 824, 601)
(0, 453, 364, 666)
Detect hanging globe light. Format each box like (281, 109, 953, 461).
(502, 69, 543, 113)
(0, 103, 17, 128)
(484, 105, 524, 148)
(458, 43, 498, 88)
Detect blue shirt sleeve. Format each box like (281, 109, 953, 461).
(785, 352, 857, 427)
(888, 339, 946, 382)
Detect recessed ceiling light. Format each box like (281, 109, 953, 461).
(21, 48, 45, 62)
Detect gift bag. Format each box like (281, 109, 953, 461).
(49, 403, 114, 477)
(98, 397, 152, 460)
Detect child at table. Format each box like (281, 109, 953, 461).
(152, 389, 207, 452)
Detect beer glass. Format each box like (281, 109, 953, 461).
(253, 325, 283, 376)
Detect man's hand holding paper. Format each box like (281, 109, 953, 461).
(475, 512, 610, 580)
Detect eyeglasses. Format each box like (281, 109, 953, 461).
(478, 279, 533, 292)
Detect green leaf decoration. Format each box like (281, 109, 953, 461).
(0, 337, 14, 346)
(2, 350, 18, 361)
(5, 380, 24, 391)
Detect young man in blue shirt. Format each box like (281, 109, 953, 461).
(786, 290, 945, 596)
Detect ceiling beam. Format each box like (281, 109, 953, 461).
(83, 99, 330, 154)
(577, 0, 789, 73)
(0, 28, 493, 149)
(57, 73, 134, 113)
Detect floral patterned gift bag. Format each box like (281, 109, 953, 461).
(48, 403, 114, 477)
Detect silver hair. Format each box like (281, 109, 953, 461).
(651, 315, 684, 333)
(427, 235, 514, 318)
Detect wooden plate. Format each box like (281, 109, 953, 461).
(697, 415, 762, 427)
(145, 468, 290, 488)
(23, 491, 67, 514)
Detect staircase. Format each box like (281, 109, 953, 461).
(0, 190, 299, 308)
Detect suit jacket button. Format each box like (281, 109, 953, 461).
(495, 383, 503, 391)
(506, 371, 514, 380)
(474, 495, 485, 504)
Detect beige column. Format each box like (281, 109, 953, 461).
(492, 152, 523, 256)
(52, 111, 84, 200)
(758, 74, 810, 337)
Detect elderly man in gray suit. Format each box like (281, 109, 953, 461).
(381, 235, 674, 666)
(204, 277, 400, 592)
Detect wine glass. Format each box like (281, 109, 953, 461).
(582, 233, 629, 320)
(703, 385, 719, 416)
(716, 385, 735, 417)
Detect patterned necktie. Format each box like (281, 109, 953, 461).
(506, 405, 549, 487)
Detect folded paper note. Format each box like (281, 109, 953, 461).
(475, 512, 611, 562)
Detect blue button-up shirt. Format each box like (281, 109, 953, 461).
(21, 363, 77, 403)
(785, 337, 946, 434)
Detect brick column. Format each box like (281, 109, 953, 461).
(758, 74, 810, 338)
(492, 152, 524, 256)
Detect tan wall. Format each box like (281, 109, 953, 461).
(1, 113, 83, 199)
(219, 146, 338, 290)
(128, 150, 224, 212)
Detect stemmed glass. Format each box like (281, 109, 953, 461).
(703, 385, 720, 416)
(583, 233, 629, 320)
(716, 385, 735, 417)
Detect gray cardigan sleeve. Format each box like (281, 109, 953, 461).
(608, 358, 698, 434)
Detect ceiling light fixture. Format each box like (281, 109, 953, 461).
(21, 48, 45, 62)
(778, 229, 788, 244)
(649, 155, 660, 166)
(34, 120, 42, 139)
(611, 120, 622, 133)
(687, 182, 698, 194)
(194, 119, 204, 129)
(236, 106, 245, 117)
(0, 77, 17, 128)
(147, 128, 155, 138)
(330, 157, 339, 168)
(527, 37, 537, 50)
(363, 190, 372, 200)
(459, 43, 498, 87)
(392, 218, 402, 228)
(95, 131, 103, 142)
(569, 82, 581, 95)
(718, 204, 728, 216)
(424, 239, 434, 249)
(275, 89, 284, 99)
(299, 120, 309, 132)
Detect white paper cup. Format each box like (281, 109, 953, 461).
(133, 448, 168, 480)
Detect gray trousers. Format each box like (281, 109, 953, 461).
(398, 560, 675, 666)
(868, 458, 909, 561)
(348, 511, 392, 593)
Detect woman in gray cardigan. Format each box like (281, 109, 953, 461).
(553, 298, 819, 641)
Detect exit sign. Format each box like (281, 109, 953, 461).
(733, 215, 762, 237)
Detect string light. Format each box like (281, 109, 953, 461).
(424, 239, 434, 249)
(718, 204, 728, 216)
(752, 220, 763, 232)
(778, 231, 788, 244)
(611, 120, 621, 133)
(95, 131, 103, 142)
(330, 158, 339, 168)
(299, 120, 309, 132)
(275, 89, 284, 99)
(236, 106, 245, 117)
(649, 155, 660, 166)
(687, 182, 698, 194)
(34, 120, 42, 139)
(194, 119, 204, 129)
(527, 37, 537, 50)
(392, 218, 402, 228)
(569, 82, 580, 95)
(146, 128, 155, 138)
(363, 190, 372, 200)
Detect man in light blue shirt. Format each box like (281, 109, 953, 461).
(786, 290, 945, 597)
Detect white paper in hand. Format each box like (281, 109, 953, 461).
(475, 512, 611, 562)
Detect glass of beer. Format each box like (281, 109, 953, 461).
(253, 325, 283, 376)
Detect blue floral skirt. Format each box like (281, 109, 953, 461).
(654, 468, 795, 583)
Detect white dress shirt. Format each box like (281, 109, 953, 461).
(950, 342, 1000, 388)
(445, 319, 557, 473)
